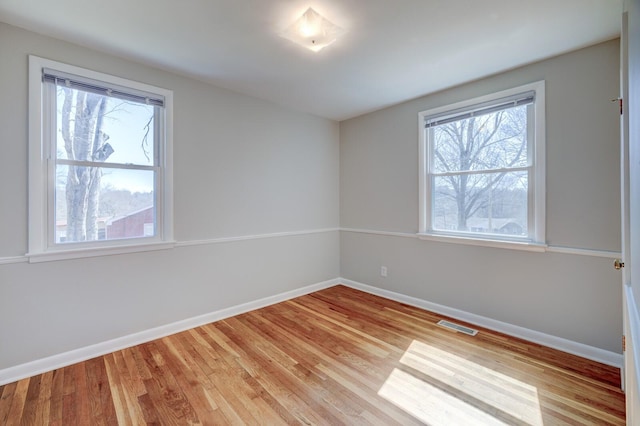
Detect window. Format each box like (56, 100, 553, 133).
(418, 82, 545, 250)
(28, 56, 174, 261)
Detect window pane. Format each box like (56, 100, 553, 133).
(55, 86, 155, 166)
(55, 165, 155, 243)
(432, 105, 528, 173)
(432, 171, 528, 237)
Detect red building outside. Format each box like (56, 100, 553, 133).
(106, 206, 154, 239)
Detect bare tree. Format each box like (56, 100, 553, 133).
(432, 107, 527, 231)
(60, 88, 113, 242)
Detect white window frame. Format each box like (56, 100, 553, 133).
(28, 56, 175, 262)
(418, 81, 546, 251)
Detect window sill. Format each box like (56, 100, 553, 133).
(416, 233, 547, 252)
(26, 241, 176, 263)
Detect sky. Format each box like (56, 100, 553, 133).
(56, 89, 156, 193)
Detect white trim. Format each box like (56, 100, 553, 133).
(533, 81, 546, 244)
(341, 227, 621, 258)
(340, 278, 623, 368)
(0, 228, 340, 266)
(546, 245, 622, 259)
(340, 227, 417, 239)
(0, 227, 618, 265)
(418, 112, 428, 233)
(176, 228, 340, 247)
(27, 55, 174, 260)
(418, 81, 546, 246)
(625, 284, 640, 423)
(28, 56, 46, 255)
(417, 232, 547, 252)
(0, 256, 29, 265)
(26, 241, 176, 263)
(0, 276, 622, 385)
(0, 278, 340, 386)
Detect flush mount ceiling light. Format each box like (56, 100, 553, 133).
(280, 7, 344, 52)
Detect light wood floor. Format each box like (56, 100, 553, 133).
(0, 285, 625, 425)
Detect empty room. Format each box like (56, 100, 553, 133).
(1, 0, 640, 424)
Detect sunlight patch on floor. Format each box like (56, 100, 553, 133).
(378, 340, 544, 425)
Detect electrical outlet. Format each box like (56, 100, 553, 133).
(380, 266, 388, 277)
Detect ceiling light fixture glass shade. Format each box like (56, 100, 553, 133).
(280, 8, 344, 52)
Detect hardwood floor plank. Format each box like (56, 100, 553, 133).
(103, 353, 137, 426)
(205, 322, 306, 425)
(0, 285, 626, 424)
(118, 348, 147, 397)
(47, 369, 64, 426)
(158, 336, 229, 424)
(33, 370, 53, 425)
(73, 361, 92, 424)
(0, 381, 18, 424)
(179, 330, 252, 425)
(111, 350, 149, 424)
(250, 307, 385, 393)
(239, 307, 446, 424)
(221, 315, 367, 424)
(20, 374, 42, 425)
(85, 357, 118, 425)
(137, 342, 200, 424)
(5, 378, 29, 425)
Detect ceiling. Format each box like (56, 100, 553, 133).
(0, 0, 623, 121)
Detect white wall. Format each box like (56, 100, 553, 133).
(0, 20, 625, 376)
(340, 39, 623, 353)
(0, 22, 340, 370)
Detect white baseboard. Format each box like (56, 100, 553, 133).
(0, 278, 340, 386)
(340, 278, 623, 368)
(1, 276, 622, 386)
